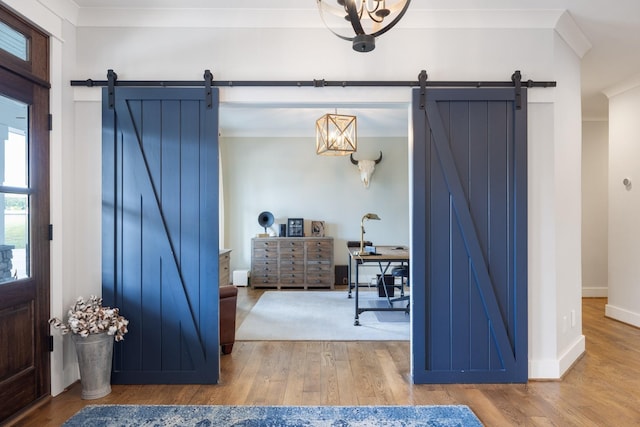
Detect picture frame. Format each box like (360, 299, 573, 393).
(287, 218, 304, 237)
(311, 221, 325, 237)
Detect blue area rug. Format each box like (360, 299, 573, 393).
(63, 404, 483, 426)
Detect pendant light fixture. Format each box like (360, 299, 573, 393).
(316, 110, 357, 156)
(316, 0, 412, 52)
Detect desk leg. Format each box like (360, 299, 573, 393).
(347, 254, 352, 298)
(354, 260, 360, 326)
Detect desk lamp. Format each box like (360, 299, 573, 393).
(359, 213, 380, 254)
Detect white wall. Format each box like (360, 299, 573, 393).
(582, 120, 609, 297)
(221, 136, 409, 278)
(527, 101, 559, 376)
(1, 2, 590, 392)
(605, 80, 640, 327)
(523, 31, 586, 380)
(550, 32, 585, 375)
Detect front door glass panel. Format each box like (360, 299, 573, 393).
(0, 94, 30, 283)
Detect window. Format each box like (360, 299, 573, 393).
(0, 20, 28, 61)
(0, 94, 30, 282)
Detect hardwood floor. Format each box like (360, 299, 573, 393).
(7, 290, 640, 426)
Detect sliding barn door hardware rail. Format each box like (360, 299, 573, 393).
(72, 69, 556, 110)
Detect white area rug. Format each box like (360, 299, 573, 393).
(236, 291, 409, 341)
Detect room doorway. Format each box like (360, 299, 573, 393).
(98, 77, 529, 385)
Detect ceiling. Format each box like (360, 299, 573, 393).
(68, 0, 640, 137)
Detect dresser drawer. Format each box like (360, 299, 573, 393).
(251, 271, 278, 285)
(279, 250, 303, 260)
(306, 261, 332, 272)
(279, 273, 305, 284)
(253, 239, 278, 250)
(279, 240, 304, 260)
(306, 240, 332, 251)
(252, 248, 278, 260)
(306, 272, 334, 285)
(279, 239, 304, 250)
(252, 260, 278, 273)
(279, 260, 304, 272)
(306, 240, 332, 260)
(306, 250, 332, 261)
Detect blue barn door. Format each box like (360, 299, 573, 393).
(102, 87, 220, 384)
(411, 88, 528, 383)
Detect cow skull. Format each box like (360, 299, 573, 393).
(350, 151, 382, 188)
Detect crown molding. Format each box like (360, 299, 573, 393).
(603, 73, 640, 99)
(554, 11, 592, 59)
(73, 7, 567, 31)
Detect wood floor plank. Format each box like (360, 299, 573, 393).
(244, 341, 283, 405)
(452, 388, 516, 427)
(217, 340, 263, 405)
(345, 342, 378, 404)
(281, 342, 307, 405)
(9, 295, 640, 427)
(319, 342, 340, 405)
(374, 346, 409, 402)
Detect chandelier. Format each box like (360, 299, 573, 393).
(316, 111, 357, 156)
(316, 0, 411, 52)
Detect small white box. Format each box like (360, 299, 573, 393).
(233, 270, 250, 286)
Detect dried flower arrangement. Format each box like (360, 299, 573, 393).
(49, 295, 129, 342)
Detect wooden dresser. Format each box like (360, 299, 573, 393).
(251, 237, 334, 289)
(219, 249, 231, 287)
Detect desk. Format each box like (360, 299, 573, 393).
(347, 245, 409, 326)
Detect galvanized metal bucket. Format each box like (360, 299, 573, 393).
(72, 332, 114, 399)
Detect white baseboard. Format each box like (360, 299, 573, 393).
(558, 335, 586, 376)
(582, 286, 608, 298)
(528, 334, 585, 379)
(605, 303, 640, 328)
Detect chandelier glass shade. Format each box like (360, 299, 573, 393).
(316, 112, 357, 156)
(316, 0, 411, 52)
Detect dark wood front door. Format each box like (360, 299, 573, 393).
(412, 88, 528, 383)
(102, 87, 220, 384)
(0, 6, 51, 422)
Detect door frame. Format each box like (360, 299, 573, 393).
(0, 4, 51, 422)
